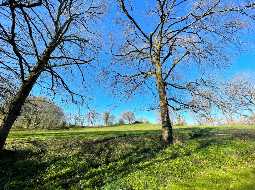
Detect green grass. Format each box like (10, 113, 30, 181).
(1, 124, 255, 190)
(8, 124, 161, 140)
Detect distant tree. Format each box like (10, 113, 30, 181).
(224, 76, 255, 115)
(195, 114, 217, 126)
(79, 115, 86, 127)
(133, 121, 143, 124)
(217, 75, 255, 125)
(118, 118, 125, 125)
(0, 0, 104, 150)
(113, 0, 255, 144)
(121, 111, 135, 124)
(138, 118, 150, 124)
(74, 114, 80, 126)
(15, 97, 65, 129)
(86, 110, 100, 126)
(103, 112, 110, 126)
(175, 114, 186, 126)
(102, 112, 115, 126)
(248, 114, 255, 125)
(0, 76, 16, 115)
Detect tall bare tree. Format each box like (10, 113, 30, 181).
(113, 0, 255, 144)
(86, 110, 99, 126)
(102, 111, 115, 126)
(0, 0, 104, 150)
(121, 111, 135, 124)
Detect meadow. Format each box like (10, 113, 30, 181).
(1, 124, 255, 190)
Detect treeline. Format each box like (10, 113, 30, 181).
(66, 110, 152, 128)
(0, 97, 149, 129)
(67, 110, 149, 128)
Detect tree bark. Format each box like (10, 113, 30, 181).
(0, 66, 42, 150)
(155, 63, 173, 145)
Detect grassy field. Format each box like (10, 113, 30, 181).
(1, 124, 255, 190)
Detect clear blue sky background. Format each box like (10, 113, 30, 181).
(32, 1, 255, 124)
(64, 53, 255, 124)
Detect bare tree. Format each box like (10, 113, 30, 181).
(175, 114, 186, 126)
(113, 0, 255, 144)
(191, 75, 255, 126)
(102, 111, 115, 126)
(225, 76, 255, 114)
(221, 75, 255, 124)
(86, 110, 99, 126)
(0, 0, 104, 150)
(121, 111, 135, 124)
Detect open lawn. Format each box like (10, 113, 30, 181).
(1, 124, 255, 190)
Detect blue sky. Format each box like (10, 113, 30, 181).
(58, 52, 255, 125)
(228, 53, 255, 76)
(31, 0, 255, 124)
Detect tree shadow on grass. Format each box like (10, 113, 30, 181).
(1, 134, 166, 189)
(9, 129, 160, 140)
(175, 127, 255, 142)
(0, 149, 47, 190)
(40, 128, 239, 189)
(38, 135, 166, 189)
(122, 127, 255, 180)
(2, 126, 255, 189)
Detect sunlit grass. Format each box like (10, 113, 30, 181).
(8, 124, 161, 140)
(1, 124, 255, 189)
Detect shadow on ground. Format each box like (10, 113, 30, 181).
(1, 127, 255, 189)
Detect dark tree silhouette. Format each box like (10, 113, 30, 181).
(0, 0, 104, 150)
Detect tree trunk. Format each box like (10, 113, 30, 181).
(0, 69, 42, 150)
(155, 63, 173, 145)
